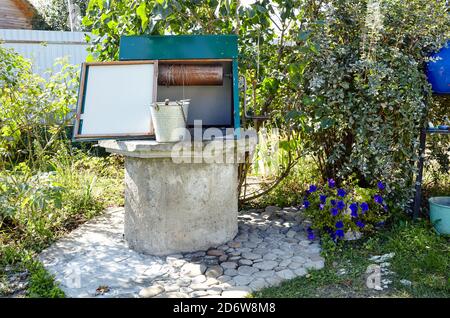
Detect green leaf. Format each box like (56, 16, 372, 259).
(298, 30, 310, 41)
(136, 2, 148, 30)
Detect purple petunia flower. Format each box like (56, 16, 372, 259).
(319, 203, 325, 210)
(328, 178, 336, 188)
(335, 220, 344, 228)
(337, 188, 347, 197)
(374, 195, 383, 204)
(308, 230, 315, 240)
(309, 185, 317, 193)
(303, 200, 311, 208)
(377, 181, 385, 191)
(361, 202, 369, 212)
(349, 203, 358, 218)
(331, 199, 337, 206)
(335, 229, 345, 238)
(383, 204, 388, 212)
(355, 220, 365, 228)
(320, 194, 327, 203)
(337, 200, 346, 210)
(330, 207, 339, 216)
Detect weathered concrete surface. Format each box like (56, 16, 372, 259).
(124, 157, 238, 255)
(98, 139, 258, 255)
(38, 207, 323, 298)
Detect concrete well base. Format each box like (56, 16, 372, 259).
(99, 139, 255, 255)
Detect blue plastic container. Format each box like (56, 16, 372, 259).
(426, 43, 450, 94)
(429, 197, 450, 235)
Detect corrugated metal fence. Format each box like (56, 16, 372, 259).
(0, 29, 90, 77)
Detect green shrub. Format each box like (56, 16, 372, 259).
(0, 46, 79, 170)
(297, 0, 449, 211)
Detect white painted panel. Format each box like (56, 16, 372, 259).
(80, 63, 156, 136)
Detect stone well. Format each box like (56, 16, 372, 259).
(99, 138, 256, 256)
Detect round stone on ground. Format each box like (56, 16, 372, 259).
(191, 275, 206, 284)
(205, 265, 223, 278)
(233, 275, 253, 286)
(249, 278, 268, 291)
(253, 260, 278, 270)
(224, 268, 238, 276)
(191, 290, 208, 297)
(242, 252, 262, 260)
(263, 253, 277, 261)
(221, 262, 238, 270)
(165, 292, 188, 298)
(190, 283, 209, 291)
(237, 265, 259, 276)
(227, 241, 242, 248)
(207, 249, 225, 257)
(238, 259, 253, 266)
(221, 286, 252, 298)
(276, 269, 296, 280)
(217, 275, 232, 283)
(139, 285, 164, 298)
(180, 263, 206, 277)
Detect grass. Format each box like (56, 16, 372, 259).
(254, 219, 450, 298)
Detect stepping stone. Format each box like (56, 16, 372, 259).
(253, 261, 278, 270)
(191, 275, 206, 284)
(238, 259, 253, 266)
(276, 269, 296, 280)
(221, 262, 237, 270)
(249, 278, 268, 291)
(233, 275, 253, 286)
(217, 275, 232, 283)
(180, 263, 206, 277)
(227, 242, 241, 248)
(253, 270, 275, 278)
(294, 268, 307, 276)
(237, 266, 259, 276)
(224, 269, 238, 276)
(242, 252, 262, 260)
(263, 253, 278, 261)
(207, 249, 225, 257)
(205, 265, 223, 278)
(221, 286, 252, 298)
(139, 285, 164, 298)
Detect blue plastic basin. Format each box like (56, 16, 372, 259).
(429, 197, 450, 235)
(427, 43, 450, 94)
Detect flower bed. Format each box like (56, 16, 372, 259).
(302, 180, 389, 241)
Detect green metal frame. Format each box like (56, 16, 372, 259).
(119, 35, 241, 135)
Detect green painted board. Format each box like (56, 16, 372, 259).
(119, 35, 238, 60)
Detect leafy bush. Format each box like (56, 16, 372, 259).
(297, 0, 449, 211)
(0, 46, 78, 170)
(30, 0, 87, 31)
(302, 180, 389, 240)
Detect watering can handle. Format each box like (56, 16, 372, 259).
(176, 101, 188, 127)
